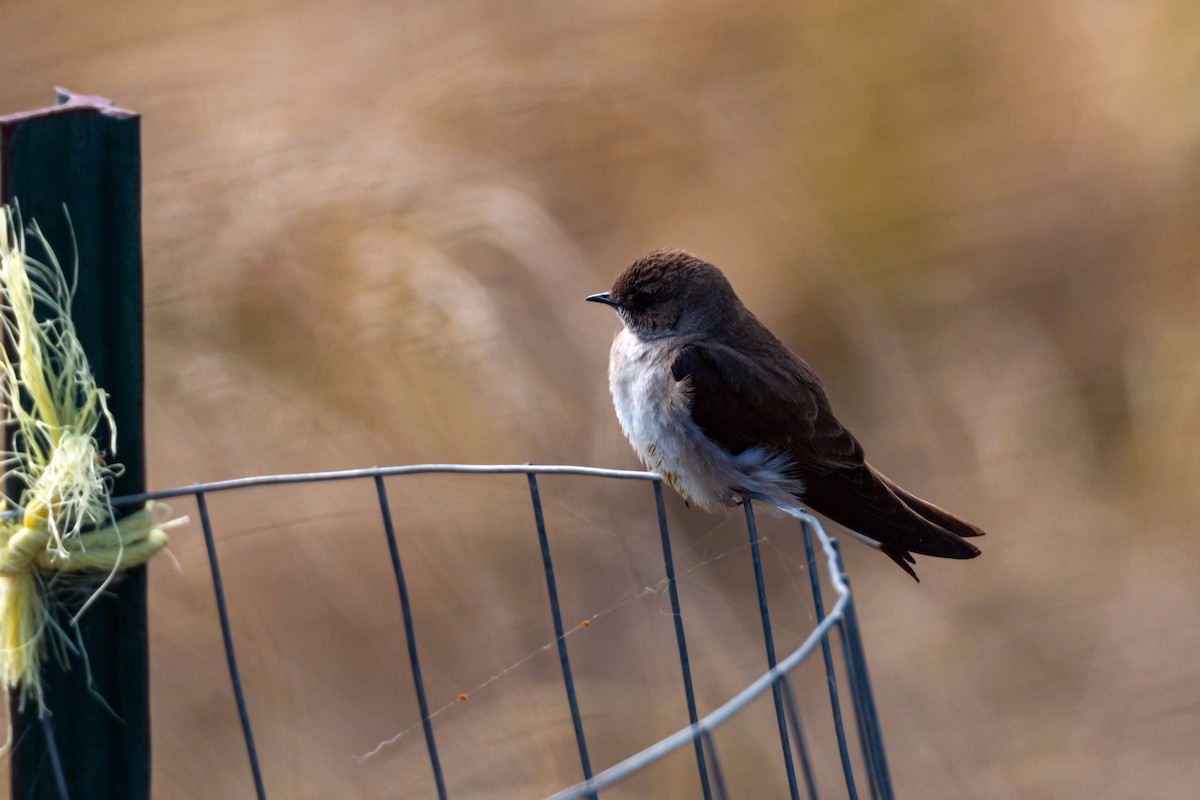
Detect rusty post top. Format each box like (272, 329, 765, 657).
(0, 88, 137, 125)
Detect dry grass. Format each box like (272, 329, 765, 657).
(2, 0, 1199, 796)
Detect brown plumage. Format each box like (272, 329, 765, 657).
(589, 249, 984, 580)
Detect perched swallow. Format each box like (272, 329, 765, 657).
(587, 249, 983, 580)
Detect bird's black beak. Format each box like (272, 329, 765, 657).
(585, 292, 617, 307)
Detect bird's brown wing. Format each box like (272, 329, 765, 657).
(672, 342, 981, 575)
(671, 342, 861, 472)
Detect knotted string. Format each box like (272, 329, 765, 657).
(0, 204, 176, 716)
(0, 503, 172, 711)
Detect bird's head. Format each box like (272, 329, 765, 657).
(586, 249, 739, 340)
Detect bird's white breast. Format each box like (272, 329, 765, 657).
(607, 329, 801, 510)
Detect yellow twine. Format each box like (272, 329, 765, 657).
(0, 204, 172, 713)
(0, 505, 172, 710)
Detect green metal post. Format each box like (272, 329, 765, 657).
(0, 90, 149, 800)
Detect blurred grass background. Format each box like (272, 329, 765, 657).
(3, 0, 1200, 797)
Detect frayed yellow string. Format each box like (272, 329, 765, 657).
(0, 204, 174, 715)
(0, 505, 171, 575)
(0, 504, 174, 711)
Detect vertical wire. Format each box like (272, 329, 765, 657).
(39, 714, 69, 800)
(701, 731, 729, 800)
(835, 617, 879, 800)
(743, 500, 801, 800)
(828, 542, 879, 799)
(527, 475, 594, 791)
(652, 481, 713, 800)
(799, 520, 857, 800)
(197, 492, 267, 800)
(779, 675, 821, 800)
(374, 476, 448, 800)
(832, 543, 895, 800)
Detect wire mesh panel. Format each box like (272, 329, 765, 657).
(101, 464, 894, 799)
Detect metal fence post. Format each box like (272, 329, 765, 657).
(1, 89, 149, 800)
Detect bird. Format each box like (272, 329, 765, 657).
(586, 249, 984, 580)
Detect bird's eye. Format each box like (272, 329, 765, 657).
(631, 291, 655, 310)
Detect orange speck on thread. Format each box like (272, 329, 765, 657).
(580, 620, 590, 628)
(458, 694, 468, 702)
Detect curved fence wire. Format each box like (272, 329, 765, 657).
(98, 464, 894, 800)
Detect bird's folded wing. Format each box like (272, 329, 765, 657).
(672, 341, 981, 561)
(670, 341, 862, 474)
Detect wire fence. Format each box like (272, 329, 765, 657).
(71, 464, 893, 799)
(1, 92, 891, 800)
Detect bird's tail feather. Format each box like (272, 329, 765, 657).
(876, 472, 987, 539)
(802, 466, 981, 564)
(880, 545, 919, 582)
